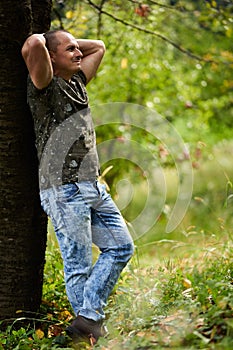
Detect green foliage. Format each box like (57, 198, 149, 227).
(0, 323, 73, 350)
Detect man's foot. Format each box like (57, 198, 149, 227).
(66, 315, 107, 345)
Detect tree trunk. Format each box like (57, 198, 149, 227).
(0, 0, 52, 321)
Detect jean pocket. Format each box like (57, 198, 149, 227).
(96, 181, 110, 201)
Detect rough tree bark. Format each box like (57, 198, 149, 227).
(0, 0, 52, 321)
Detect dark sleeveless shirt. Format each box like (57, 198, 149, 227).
(27, 71, 100, 189)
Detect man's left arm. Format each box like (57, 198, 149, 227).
(78, 39, 105, 84)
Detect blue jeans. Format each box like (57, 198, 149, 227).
(40, 180, 134, 321)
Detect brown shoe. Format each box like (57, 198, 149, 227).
(66, 315, 107, 345)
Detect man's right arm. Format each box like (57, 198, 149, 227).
(21, 34, 53, 90)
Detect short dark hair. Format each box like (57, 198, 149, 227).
(43, 29, 70, 52)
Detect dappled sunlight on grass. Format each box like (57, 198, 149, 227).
(96, 238, 233, 349)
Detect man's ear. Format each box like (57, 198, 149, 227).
(49, 51, 56, 63)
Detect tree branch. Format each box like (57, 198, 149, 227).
(85, 0, 213, 63)
(129, 0, 185, 12)
(52, 7, 64, 29)
(97, 0, 107, 38)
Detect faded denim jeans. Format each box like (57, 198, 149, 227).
(40, 180, 134, 321)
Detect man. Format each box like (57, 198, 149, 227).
(21, 30, 134, 345)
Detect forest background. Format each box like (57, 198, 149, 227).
(1, 0, 233, 349)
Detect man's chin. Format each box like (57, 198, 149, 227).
(76, 66, 81, 72)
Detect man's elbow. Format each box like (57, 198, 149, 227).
(98, 40, 106, 56)
(22, 35, 45, 56)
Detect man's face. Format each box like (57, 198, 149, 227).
(51, 32, 83, 79)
